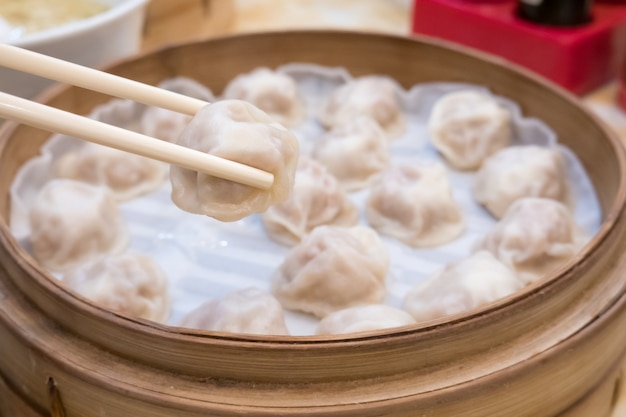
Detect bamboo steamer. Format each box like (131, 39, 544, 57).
(1, 31, 626, 417)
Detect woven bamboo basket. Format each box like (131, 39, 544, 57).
(1, 31, 626, 417)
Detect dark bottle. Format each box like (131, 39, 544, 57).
(517, 0, 593, 26)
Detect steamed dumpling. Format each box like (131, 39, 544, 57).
(403, 251, 523, 323)
(429, 90, 512, 170)
(62, 253, 170, 322)
(170, 100, 299, 222)
(262, 157, 359, 246)
(55, 97, 166, 201)
(311, 116, 390, 192)
(319, 76, 406, 139)
(141, 77, 215, 143)
(366, 163, 465, 247)
(473, 145, 570, 218)
(316, 304, 416, 335)
(272, 226, 389, 318)
(179, 287, 289, 335)
(222, 68, 304, 127)
(89, 98, 145, 132)
(29, 180, 128, 272)
(474, 198, 587, 284)
(56, 142, 167, 201)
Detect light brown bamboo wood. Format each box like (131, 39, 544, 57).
(0, 373, 43, 417)
(0, 31, 625, 417)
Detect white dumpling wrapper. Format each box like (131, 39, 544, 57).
(222, 67, 304, 127)
(56, 142, 168, 202)
(272, 225, 389, 318)
(89, 98, 146, 132)
(62, 253, 170, 323)
(473, 145, 570, 218)
(179, 287, 289, 336)
(141, 77, 215, 143)
(312, 116, 390, 192)
(170, 100, 299, 222)
(366, 162, 465, 247)
(429, 90, 512, 170)
(262, 157, 359, 246)
(403, 251, 523, 323)
(474, 197, 588, 284)
(319, 76, 406, 139)
(29, 180, 128, 272)
(316, 304, 416, 335)
(53, 98, 166, 201)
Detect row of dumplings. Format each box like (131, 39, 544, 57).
(27, 178, 585, 336)
(264, 142, 571, 251)
(28, 179, 169, 321)
(183, 190, 587, 337)
(19, 66, 591, 336)
(273, 195, 584, 331)
(30, 193, 584, 334)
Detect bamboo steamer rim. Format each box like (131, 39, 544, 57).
(0, 30, 624, 351)
(2, 266, 625, 415)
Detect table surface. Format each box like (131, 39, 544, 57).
(142, 1, 626, 415)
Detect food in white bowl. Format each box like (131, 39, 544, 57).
(0, 0, 148, 99)
(0, 0, 109, 39)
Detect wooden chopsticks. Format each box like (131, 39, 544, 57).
(0, 44, 274, 190)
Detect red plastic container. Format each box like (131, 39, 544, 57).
(412, 0, 626, 95)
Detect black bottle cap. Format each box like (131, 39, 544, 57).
(517, 0, 593, 27)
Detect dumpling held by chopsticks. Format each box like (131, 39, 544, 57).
(170, 100, 299, 222)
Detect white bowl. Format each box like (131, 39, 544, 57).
(0, 0, 149, 99)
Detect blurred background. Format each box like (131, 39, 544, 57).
(141, 0, 412, 47)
